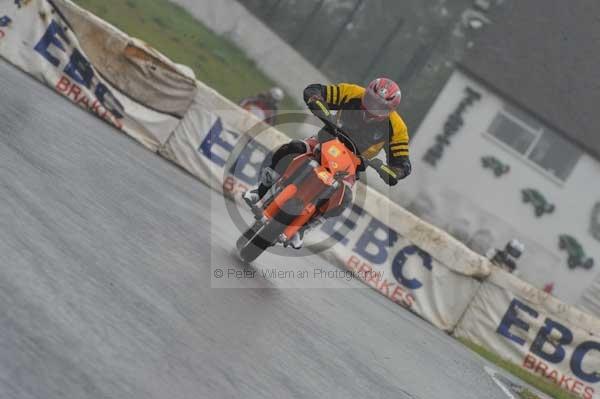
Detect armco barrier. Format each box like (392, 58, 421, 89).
(0, 0, 197, 151)
(454, 267, 600, 399)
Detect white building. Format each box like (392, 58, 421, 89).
(397, 1, 600, 314)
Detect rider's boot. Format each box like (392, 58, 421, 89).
(288, 230, 304, 250)
(242, 167, 280, 207)
(242, 189, 261, 208)
(287, 216, 325, 250)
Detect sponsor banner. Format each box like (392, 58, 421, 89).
(159, 91, 289, 193)
(161, 86, 487, 330)
(454, 267, 600, 399)
(0, 0, 185, 151)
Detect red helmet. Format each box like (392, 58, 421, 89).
(362, 78, 402, 119)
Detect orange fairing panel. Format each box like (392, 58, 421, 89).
(320, 139, 360, 176)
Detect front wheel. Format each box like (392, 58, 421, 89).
(236, 221, 261, 252)
(237, 218, 289, 263)
(238, 223, 270, 263)
(237, 197, 305, 263)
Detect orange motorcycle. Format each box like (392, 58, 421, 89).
(236, 124, 399, 263)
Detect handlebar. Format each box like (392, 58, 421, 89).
(363, 158, 399, 186)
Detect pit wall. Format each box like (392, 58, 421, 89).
(0, 1, 597, 396)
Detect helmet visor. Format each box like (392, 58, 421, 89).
(362, 91, 391, 117)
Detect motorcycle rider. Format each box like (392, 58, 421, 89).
(243, 78, 411, 249)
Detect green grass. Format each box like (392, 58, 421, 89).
(459, 338, 580, 399)
(73, 0, 299, 109)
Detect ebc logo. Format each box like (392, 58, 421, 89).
(199, 117, 271, 186)
(352, 218, 433, 290)
(497, 298, 600, 386)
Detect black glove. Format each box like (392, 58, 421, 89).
(395, 159, 412, 180)
(369, 158, 399, 186)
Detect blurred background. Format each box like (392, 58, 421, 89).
(78, 0, 600, 316)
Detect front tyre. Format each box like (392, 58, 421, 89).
(237, 198, 305, 263)
(236, 221, 262, 252)
(238, 220, 286, 263)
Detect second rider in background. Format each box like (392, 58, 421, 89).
(239, 87, 285, 126)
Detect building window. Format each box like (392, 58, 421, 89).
(488, 113, 537, 155)
(528, 132, 580, 181)
(486, 106, 581, 181)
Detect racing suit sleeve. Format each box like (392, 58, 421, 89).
(303, 83, 365, 110)
(386, 112, 412, 179)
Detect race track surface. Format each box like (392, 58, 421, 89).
(0, 60, 511, 399)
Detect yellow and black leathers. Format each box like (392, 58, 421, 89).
(303, 83, 411, 177)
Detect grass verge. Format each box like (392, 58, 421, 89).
(458, 338, 580, 399)
(73, 0, 299, 109)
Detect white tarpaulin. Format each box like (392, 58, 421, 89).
(0, 0, 190, 151)
(51, 0, 197, 116)
(454, 267, 600, 399)
(161, 83, 489, 331)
